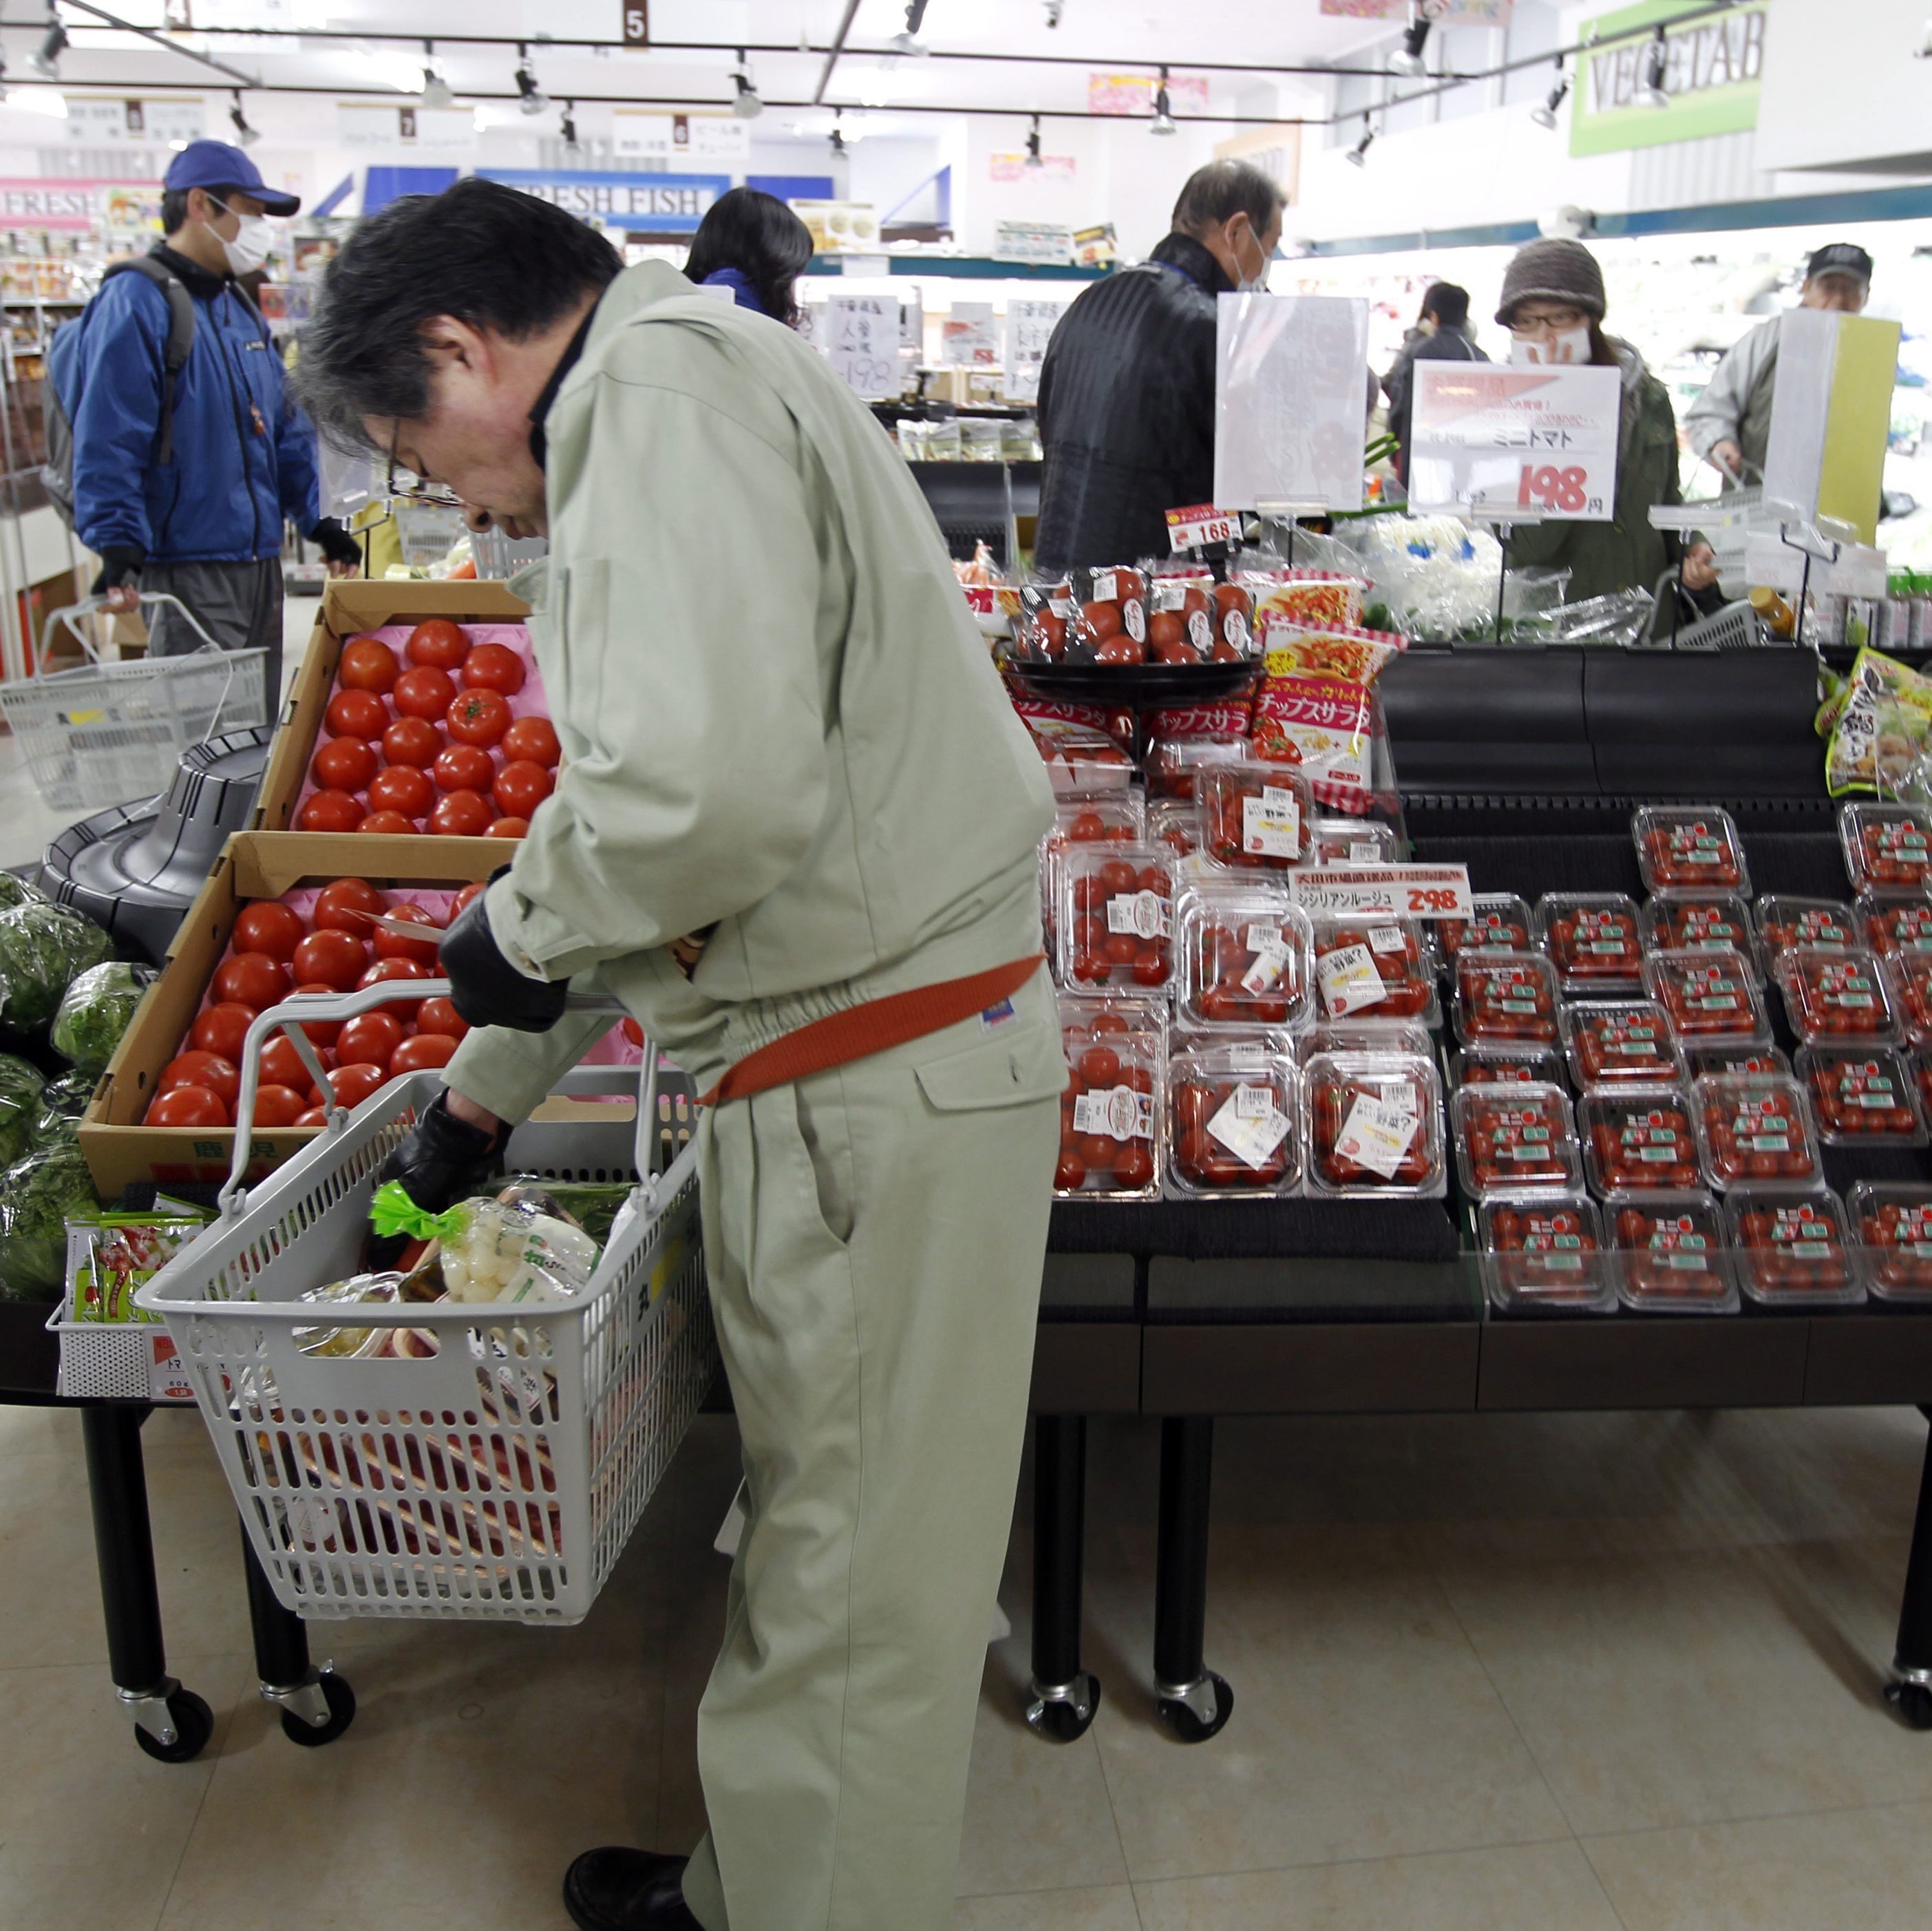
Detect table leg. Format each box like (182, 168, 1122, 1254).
(1154, 1415, 1232, 1743)
(1887, 1408, 1932, 1729)
(1026, 1413, 1098, 1742)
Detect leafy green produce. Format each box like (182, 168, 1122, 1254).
(0, 1144, 101, 1300)
(52, 962, 153, 1074)
(30, 1071, 96, 1150)
(0, 1055, 44, 1168)
(0, 873, 47, 914)
(0, 901, 110, 1033)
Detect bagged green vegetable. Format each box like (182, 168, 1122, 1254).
(52, 961, 153, 1074)
(30, 1070, 96, 1150)
(0, 1053, 45, 1168)
(0, 900, 111, 1033)
(0, 1143, 102, 1300)
(0, 872, 47, 914)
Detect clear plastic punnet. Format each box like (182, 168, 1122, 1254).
(1858, 893, 1932, 960)
(1537, 891, 1644, 993)
(1479, 1194, 1615, 1315)
(1756, 894, 1857, 962)
(1580, 1085, 1700, 1197)
(1452, 947, 1560, 1049)
(1560, 1000, 1686, 1090)
(1690, 1072, 1823, 1193)
(1840, 801, 1932, 893)
(1310, 914, 1439, 1026)
(1056, 1007, 1162, 1199)
(1639, 893, 1759, 970)
(1609, 1192, 1739, 1313)
(1633, 805, 1751, 896)
(1194, 758, 1316, 871)
(1448, 1043, 1566, 1093)
(1439, 893, 1536, 964)
(1304, 1050, 1447, 1199)
(1055, 843, 1175, 995)
(1770, 944, 1899, 1047)
(1165, 1041, 1299, 1197)
(1688, 1044, 1792, 1080)
(1794, 1045, 1926, 1146)
(1724, 1190, 1861, 1307)
(1452, 1081, 1582, 1200)
(1885, 951, 1932, 1047)
(1308, 1020, 1434, 1059)
(1642, 947, 1771, 1048)
(1307, 816, 1403, 866)
(1042, 793, 1145, 955)
(1174, 885, 1313, 1032)
(1849, 1181, 1932, 1302)
(1145, 797, 1202, 863)
(1918, 1048, 1932, 1123)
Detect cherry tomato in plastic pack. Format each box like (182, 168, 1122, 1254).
(1164, 1045, 1297, 1195)
(1611, 1194, 1734, 1311)
(1798, 1045, 1924, 1144)
(1725, 1190, 1857, 1305)
(1454, 949, 1558, 1046)
(1772, 945, 1896, 1045)
(1841, 803, 1932, 891)
(1560, 1000, 1684, 1090)
(1633, 805, 1748, 894)
(1580, 1087, 1699, 1195)
(1452, 1081, 1580, 1197)
(1306, 1052, 1443, 1196)
(1691, 1072, 1820, 1191)
(1538, 892, 1642, 989)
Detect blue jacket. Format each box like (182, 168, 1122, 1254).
(63, 245, 320, 568)
(701, 265, 765, 315)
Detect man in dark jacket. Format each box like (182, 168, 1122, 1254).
(1034, 160, 1283, 573)
(1382, 282, 1488, 486)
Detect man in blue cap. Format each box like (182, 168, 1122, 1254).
(55, 138, 359, 709)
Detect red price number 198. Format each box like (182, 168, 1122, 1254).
(1518, 464, 1588, 513)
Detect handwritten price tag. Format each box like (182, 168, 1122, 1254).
(1165, 503, 1242, 552)
(826, 294, 898, 401)
(1288, 863, 1474, 922)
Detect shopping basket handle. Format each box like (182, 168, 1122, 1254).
(43, 591, 225, 666)
(219, 981, 657, 1217)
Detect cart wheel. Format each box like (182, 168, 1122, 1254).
(281, 1671, 356, 1747)
(1157, 1671, 1233, 1745)
(1886, 1679, 1932, 1731)
(134, 1688, 214, 1764)
(1026, 1673, 1100, 1744)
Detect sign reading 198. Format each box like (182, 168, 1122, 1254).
(1518, 464, 1602, 516)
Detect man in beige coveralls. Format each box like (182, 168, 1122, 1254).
(298, 179, 1062, 1931)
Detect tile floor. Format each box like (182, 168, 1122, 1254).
(6, 1400, 1932, 1930)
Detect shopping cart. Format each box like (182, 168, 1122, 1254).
(0, 593, 266, 812)
(136, 982, 715, 1625)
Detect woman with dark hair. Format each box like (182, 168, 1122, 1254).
(683, 185, 814, 325)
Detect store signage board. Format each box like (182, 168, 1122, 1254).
(1571, 0, 1767, 156)
(1288, 865, 1474, 924)
(1762, 309, 1901, 549)
(825, 295, 898, 401)
(993, 220, 1074, 265)
(0, 178, 152, 231)
(1408, 363, 1621, 523)
(1087, 72, 1210, 116)
(944, 302, 998, 366)
(1319, 1, 1511, 19)
(63, 97, 206, 145)
(338, 104, 476, 152)
(612, 109, 750, 162)
(622, 1, 649, 45)
(480, 169, 730, 235)
(1213, 294, 1369, 514)
(1004, 299, 1067, 405)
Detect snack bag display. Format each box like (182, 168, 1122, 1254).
(1250, 677, 1388, 813)
(1823, 648, 1932, 797)
(1240, 569, 1367, 633)
(1144, 702, 1254, 801)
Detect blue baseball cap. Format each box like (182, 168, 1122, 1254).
(163, 139, 301, 216)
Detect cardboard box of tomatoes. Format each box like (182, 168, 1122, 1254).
(253, 580, 555, 839)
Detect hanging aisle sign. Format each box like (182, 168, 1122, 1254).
(63, 97, 206, 145)
(611, 109, 750, 162)
(1213, 293, 1369, 513)
(478, 169, 730, 235)
(825, 294, 898, 400)
(1408, 363, 1622, 521)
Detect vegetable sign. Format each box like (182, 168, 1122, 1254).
(1408, 363, 1621, 523)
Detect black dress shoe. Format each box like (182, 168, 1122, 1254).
(562, 1848, 704, 1931)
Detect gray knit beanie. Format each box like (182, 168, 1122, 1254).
(1495, 238, 1606, 325)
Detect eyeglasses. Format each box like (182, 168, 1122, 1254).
(1509, 306, 1587, 335)
(385, 454, 464, 511)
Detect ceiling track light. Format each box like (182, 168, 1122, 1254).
(890, 0, 929, 56)
(1345, 116, 1376, 167)
(1639, 24, 1670, 108)
(1044, 0, 1063, 23)
(30, 10, 66, 81)
(731, 48, 761, 118)
(514, 42, 546, 116)
(229, 88, 258, 146)
(1024, 112, 1042, 167)
(1388, 4, 1430, 77)
(829, 118, 846, 156)
(1149, 63, 1176, 136)
(1531, 61, 1569, 129)
(420, 39, 454, 111)
(1918, 15, 1932, 58)
(560, 99, 580, 151)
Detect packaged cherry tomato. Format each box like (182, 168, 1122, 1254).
(1642, 948, 1770, 1048)
(1309, 816, 1402, 867)
(1146, 736, 1249, 806)
(1305, 1051, 1446, 1198)
(1310, 1021, 1434, 1059)
(1688, 1045, 1791, 1081)
(1440, 894, 1535, 964)
(1580, 1086, 1700, 1197)
(1479, 1194, 1614, 1315)
(1632, 805, 1750, 896)
(1560, 1000, 1686, 1091)
(1611, 1193, 1738, 1313)
(1690, 1072, 1822, 1192)
(1067, 564, 1149, 665)
(1055, 1011, 1162, 1199)
(1015, 579, 1076, 661)
(1754, 894, 1856, 962)
(1174, 886, 1313, 1032)
(1310, 914, 1439, 1026)
(1145, 798, 1200, 861)
(1537, 891, 1643, 993)
(1794, 1044, 1927, 1146)
(1452, 948, 1558, 1048)
(1041, 794, 1145, 956)
(1849, 1181, 1932, 1302)
(1019, 714, 1134, 797)
(1143, 569, 1222, 666)
(1054, 844, 1174, 995)
(1883, 950, 1932, 1047)
(1856, 892, 1932, 959)
(1452, 1081, 1582, 1200)
(1638, 893, 1759, 970)
(1839, 802, 1932, 893)
(1770, 944, 1899, 1046)
(1195, 759, 1315, 870)
(1723, 1190, 1862, 1307)
(1165, 1043, 1299, 1196)
(1449, 1044, 1567, 1093)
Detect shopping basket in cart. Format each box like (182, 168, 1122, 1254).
(136, 982, 716, 1625)
(0, 593, 266, 812)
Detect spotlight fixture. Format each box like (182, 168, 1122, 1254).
(1149, 65, 1176, 136)
(229, 90, 258, 147)
(514, 43, 547, 116)
(30, 10, 67, 81)
(1638, 24, 1670, 108)
(889, 0, 929, 56)
(1045, 0, 1063, 23)
(1345, 116, 1375, 167)
(1024, 112, 1043, 168)
(1918, 15, 1932, 58)
(560, 100, 580, 152)
(0, 51, 10, 102)
(419, 40, 454, 111)
(731, 48, 761, 118)
(829, 116, 847, 156)
(1388, 3, 1430, 77)
(1531, 63, 1569, 129)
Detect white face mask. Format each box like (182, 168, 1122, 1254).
(1511, 323, 1592, 367)
(209, 199, 275, 278)
(1233, 225, 1271, 293)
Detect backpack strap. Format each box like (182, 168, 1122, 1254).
(103, 255, 196, 466)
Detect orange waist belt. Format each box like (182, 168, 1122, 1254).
(697, 955, 1043, 1108)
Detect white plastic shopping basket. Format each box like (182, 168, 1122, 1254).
(137, 982, 716, 1625)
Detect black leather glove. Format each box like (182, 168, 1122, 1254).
(439, 874, 570, 1033)
(308, 518, 363, 571)
(366, 1088, 504, 1271)
(90, 546, 143, 595)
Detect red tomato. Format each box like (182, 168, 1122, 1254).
(323, 689, 388, 740)
(391, 1033, 458, 1075)
(493, 760, 554, 819)
(326, 1062, 390, 1110)
(337, 638, 399, 693)
(253, 1084, 308, 1129)
(213, 953, 290, 1011)
(446, 688, 511, 747)
(337, 1012, 404, 1068)
(429, 790, 493, 837)
(147, 1084, 229, 1128)
(406, 618, 469, 670)
(313, 878, 385, 931)
(381, 716, 443, 769)
(294, 1105, 330, 1128)
(486, 817, 529, 839)
(462, 642, 527, 695)
(286, 986, 345, 1049)
(189, 1001, 257, 1061)
(452, 882, 488, 916)
(160, 1051, 240, 1106)
(310, 736, 377, 794)
(368, 764, 435, 819)
(394, 666, 457, 721)
(619, 1017, 644, 1046)
(260, 1035, 314, 1091)
(291, 929, 367, 990)
(358, 956, 432, 1010)
(295, 790, 365, 834)
(357, 811, 418, 836)
(232, 901, 305, 962)
(415, 996, 469, 1042)
(501, 715, 560, 769)
(374, 903, 443, 964)
(432, 743, 494, 794)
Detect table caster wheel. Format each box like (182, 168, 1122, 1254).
(132, 1687, 213, 1764)
(1026, 1671, 1099, 1743)
(279, 1671, 357, 1747)
(1157, 1671, 1232, 1744)
(1886, 1676, 1932, 1731)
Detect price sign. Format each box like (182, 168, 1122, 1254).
(826, 294, 898, 401)
(1004, 298, 1065, 404)
(1213, 294, 1370, 513)
(1288, 863, 1474, 923)
(1165, 503, 1241, 551)
(1408, 363, 1621, 521)
(622, 2, 650, 46)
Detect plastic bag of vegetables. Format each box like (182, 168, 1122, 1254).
(0, 1054, 45, 1168)
(30, 1070, 96, 1150)
(0, 900, 111, 1033)
(0, 1143, 103, 1300)
(371, 1181, 600, 1306)
(52, 961, 153, 1074)
(0, 872, 47, 914)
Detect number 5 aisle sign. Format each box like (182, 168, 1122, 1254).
(1408, 362, 1622, 521)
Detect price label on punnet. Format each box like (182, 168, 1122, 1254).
(1288, 863, 1474, 923)
(1407, 363, 1622, 523)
